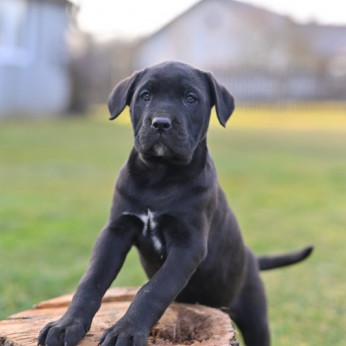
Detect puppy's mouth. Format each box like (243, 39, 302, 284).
(135, 127, 192, 163)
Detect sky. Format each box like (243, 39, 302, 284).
(73, 0, 346, 40)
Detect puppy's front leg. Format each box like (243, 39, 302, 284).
(99, 225, 207, 346)
(38, 215, 140, 346)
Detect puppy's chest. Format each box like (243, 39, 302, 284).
(124, 209, 164, 256)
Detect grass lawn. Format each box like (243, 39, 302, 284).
(0, 104, 345, 345)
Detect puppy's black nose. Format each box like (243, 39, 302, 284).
(151, 117, 172, 133)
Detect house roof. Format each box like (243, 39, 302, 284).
(137, 0, 346, 59)
(138, 0, 292, 43)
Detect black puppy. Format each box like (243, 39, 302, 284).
(38, 61, 313, 346)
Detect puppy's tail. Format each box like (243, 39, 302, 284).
(258, 246, 313, 271)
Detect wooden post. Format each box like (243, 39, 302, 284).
(0, 287, 238, 345)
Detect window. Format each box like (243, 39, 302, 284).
(0, 0, 32, 66)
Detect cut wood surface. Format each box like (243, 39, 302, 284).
(0, 287, 238, 346)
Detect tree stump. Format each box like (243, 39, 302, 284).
(0, 287, 238, 345)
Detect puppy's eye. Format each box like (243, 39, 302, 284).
(186, 94, 197, 103)
(140, 91, 151, 101)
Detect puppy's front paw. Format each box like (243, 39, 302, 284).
(99, 318, 148, 346)
(38, 317, 89, 346)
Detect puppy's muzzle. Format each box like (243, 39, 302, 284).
(151, 117, 172, 134)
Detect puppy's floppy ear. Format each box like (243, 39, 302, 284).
(205, 72, 235, 127)
(108, 71, 141, 120)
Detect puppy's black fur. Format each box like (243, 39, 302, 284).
(39, 61, 313, 346)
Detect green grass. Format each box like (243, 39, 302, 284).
(1, 105, 345, 345)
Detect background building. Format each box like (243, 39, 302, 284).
(134, 0, 346, 103)
(0, 0, 74, 116)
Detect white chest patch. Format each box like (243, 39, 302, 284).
(123, 209, 163, 253)
(138, 209, 157, 236)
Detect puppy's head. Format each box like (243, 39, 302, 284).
(108, 61, 234, 164)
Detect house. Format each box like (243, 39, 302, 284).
(134, 0, 346, 103)
(0, 0, 74, 116)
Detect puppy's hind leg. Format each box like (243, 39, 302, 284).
(229, 248, 270, 346)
